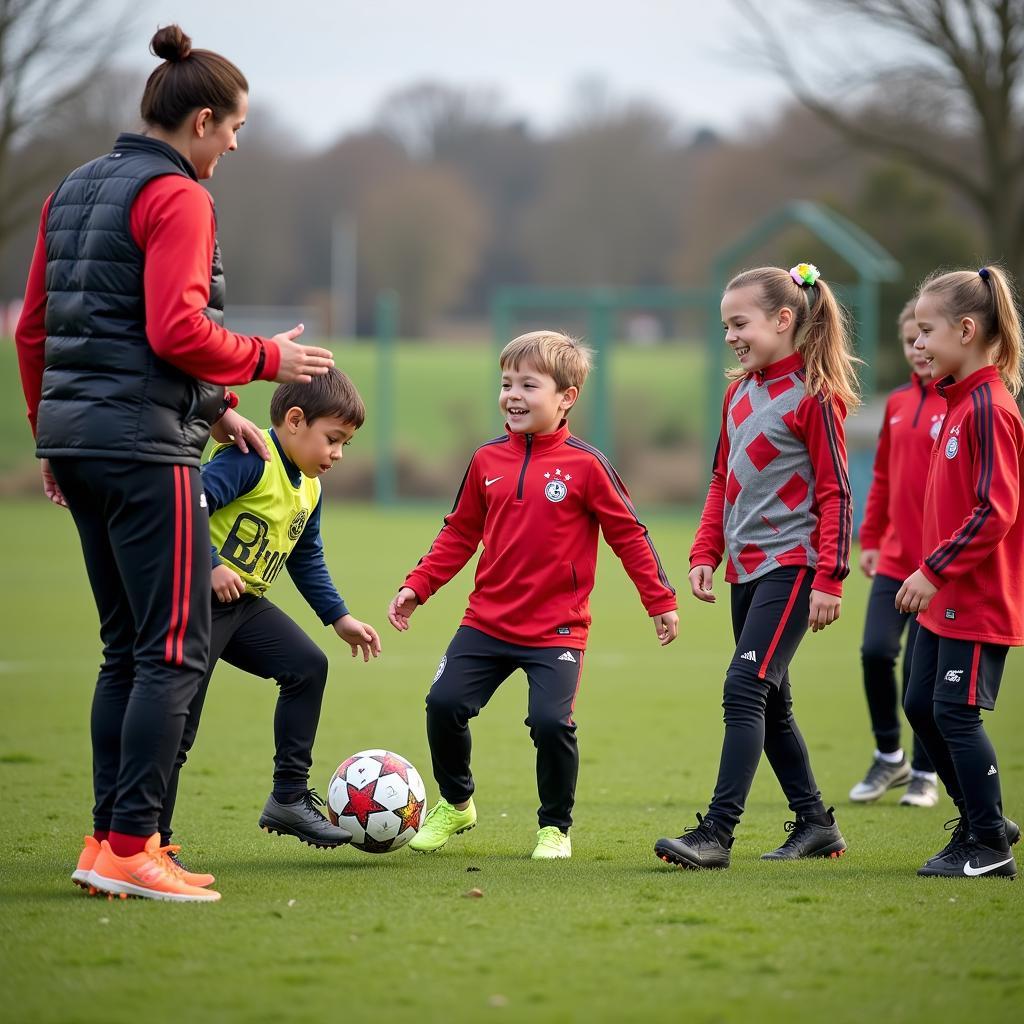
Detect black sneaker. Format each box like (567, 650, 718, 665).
(918, 836, 1017, 879)
(761, 807, 847, 860)
(259, 789, 352, 848)
(654, 813, 732, 870)
(923, 815, 1020, 867)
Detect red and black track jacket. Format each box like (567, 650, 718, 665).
(859, 373, 946, 580)
(918, 366, 1024, 646)
(402, 422, 677, 649)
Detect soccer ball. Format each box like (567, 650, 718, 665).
(326, 749, 426, 853)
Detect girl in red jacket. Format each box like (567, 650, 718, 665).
(850, 300, 944, 807)
(655, 263, 857, 870)
(898, 266, 1023, 879)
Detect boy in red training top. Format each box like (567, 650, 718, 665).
(387, 331, 678, 860)
(850, 299, 944, 807)
(898, 265, 1023, 879)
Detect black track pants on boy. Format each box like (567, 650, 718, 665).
(903, 624, 1009, 846)
(705, 566, 828, 835)
(159, 594, 330, 844)
(425, 625, 584, 831)
(49, 458, 212, 838)
(861, 572, 933, 771)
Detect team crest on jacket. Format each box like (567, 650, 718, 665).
(929, 414, 944, 440)
(544, 468, 571, 502)
(945, 433, 959, 459)
(288, 508, 309, 540)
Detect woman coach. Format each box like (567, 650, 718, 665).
(14, 25, 333, 901)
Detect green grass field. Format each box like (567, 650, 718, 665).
(0, 500, 1022, 1024)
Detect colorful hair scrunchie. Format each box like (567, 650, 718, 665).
(789, 263, 821, 287)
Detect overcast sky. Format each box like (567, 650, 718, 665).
(111, 0, 806, 148)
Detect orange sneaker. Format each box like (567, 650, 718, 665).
(88, 834, 221, 902)
(72, 835, 100, 890)
(159, 844, 216, 888)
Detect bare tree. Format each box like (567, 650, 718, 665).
(0, 0, 133, 244)
(734, 0, 1024, 276)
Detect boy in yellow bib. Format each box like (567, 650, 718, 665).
(160, 370, 381, 852)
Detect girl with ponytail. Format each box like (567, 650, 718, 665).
(897, 265, 1024, 879)
(655, 263, 856, 870)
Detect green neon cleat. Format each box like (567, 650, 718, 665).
(531, 826, 572, 860)
(408, 797, 477, 852)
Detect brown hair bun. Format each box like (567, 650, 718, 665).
(150, 24, 192, 63)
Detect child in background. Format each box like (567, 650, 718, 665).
(898, 266, 1023, 879)
(158, 370, 381, 861)
(388, 331, 678, 860)
(655, 263, 855, 870)
(850, 300, 943, 807)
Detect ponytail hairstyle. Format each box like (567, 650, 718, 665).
(897, 296, 917, 335)
(919, 265, 1023, 396)
(724, 264, 862, 410)
(140, 25, 248, 130)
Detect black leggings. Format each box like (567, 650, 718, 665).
(706, 567, 827, 834)
(860, 573, 932, 771)
(904, 625, 1008, 845)
(425, 626, 584, 830)
(160, 595, 329, 844)
(50, 458, 212, 838)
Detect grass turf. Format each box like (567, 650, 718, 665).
(0, 500, 1022, 1023)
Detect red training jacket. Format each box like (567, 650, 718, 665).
(859, 373, 946, 580)
(402, 422, 677, 649)
(15, 176, 280, 437)
(918, 365, 1024, 646)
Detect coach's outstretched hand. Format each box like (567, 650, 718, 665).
(270, 324, 336, 384)
(688, 565, 716, 603)
(334, 614, 382, 662)
(653, 611, 679, 646)
(387, 587, 421, 631)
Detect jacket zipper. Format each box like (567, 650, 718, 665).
(912, 378, 928, 427)
(516, 433, 533, 500)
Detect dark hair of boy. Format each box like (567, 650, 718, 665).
(270, 368, 366, 428)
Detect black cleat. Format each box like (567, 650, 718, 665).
(655, 813, 732, 870)
(918, 837, 1017, 879)
(923, 815, 1020, 868)
(258, 789, 352, 849)
(761, 807, 847, 860)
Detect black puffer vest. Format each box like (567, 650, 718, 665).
(35, 133, 228, 466)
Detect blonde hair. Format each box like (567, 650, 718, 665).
(724, 266, 861, 410)
(499, 331, 593, 392)
(919, 265, 1023, 396)
(897, 297, 917, 333)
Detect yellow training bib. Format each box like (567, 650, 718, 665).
(208, 430, 321, 597)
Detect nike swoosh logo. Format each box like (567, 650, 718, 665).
(484, 476, 503, 487)
(963, 857, 1014, 876)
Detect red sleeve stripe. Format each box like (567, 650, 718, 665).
(818, 396, 852, 581)
(565, 437, 675, 592)
(925, 385, 994, 576)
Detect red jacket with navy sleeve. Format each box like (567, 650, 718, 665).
(690, 352, 852, 597)
(402, 422, 677, 649)
(918, 366, 1024, 646)
(859, 373, 946, 580)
